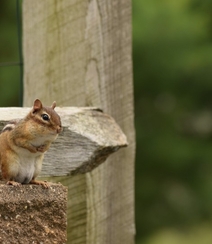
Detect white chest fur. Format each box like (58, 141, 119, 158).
(14, 148, 43, 184)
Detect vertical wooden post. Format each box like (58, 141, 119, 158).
(23, 0, 135, 243)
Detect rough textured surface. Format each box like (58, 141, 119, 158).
(0, 182, 67, 244)
(0, 107, 127, 176)
(23, 0, 135, 243)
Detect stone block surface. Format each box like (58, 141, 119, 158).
(0, 182, 67, 244)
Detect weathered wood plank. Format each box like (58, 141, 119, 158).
(0, 107, 127, 176)
(23, 0, 135, 243)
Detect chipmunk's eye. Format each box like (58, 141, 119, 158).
(41, 114, 50, 121)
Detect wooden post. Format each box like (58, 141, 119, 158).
(23, 0, 135, 243)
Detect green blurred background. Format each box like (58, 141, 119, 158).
(2, 0, 212, 243)
(134, 0, 212, 243)
(0, 0, 22, 107)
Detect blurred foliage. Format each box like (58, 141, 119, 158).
(133, 0, 212, 243)
(144, 223, 212, 244)
(0, 0, 22, 107)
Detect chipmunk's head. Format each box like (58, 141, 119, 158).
(31, 99, 62, 135)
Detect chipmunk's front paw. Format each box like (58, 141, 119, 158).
(36, 145, 46, 153)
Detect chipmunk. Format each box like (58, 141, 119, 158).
(0, 99, 62, 188)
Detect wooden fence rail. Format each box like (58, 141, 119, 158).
(0, 107, 127, 176)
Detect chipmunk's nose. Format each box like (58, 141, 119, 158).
(57, 125, 62, 133)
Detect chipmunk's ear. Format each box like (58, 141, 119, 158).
(33, 99, 43, 112)
(51, 101, 56, 109)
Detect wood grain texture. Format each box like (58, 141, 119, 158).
(0, 107, 127, 176)
(23, 0, 135, 243)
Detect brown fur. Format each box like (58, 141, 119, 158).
(0, 99, 62, 187)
